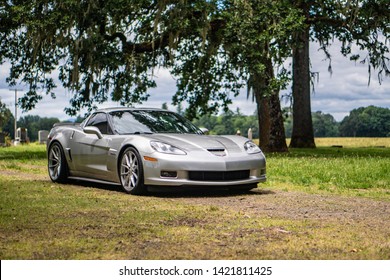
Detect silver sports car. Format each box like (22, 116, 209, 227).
(47, 107, 266, 194)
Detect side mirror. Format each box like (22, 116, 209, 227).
(83, 126, 103, 139)
(200, 127, 209, 135)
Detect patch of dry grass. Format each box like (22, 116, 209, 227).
(2, 175, 389, 259)
(305, 137, 389, 148)
(1, 143, 390, 260)
(254, 137, 390, 148)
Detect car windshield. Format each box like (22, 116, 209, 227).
(109, 110, 203, 135)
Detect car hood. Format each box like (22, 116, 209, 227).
(145, 134, 245, 153)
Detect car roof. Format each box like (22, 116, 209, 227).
(95, 107, 170, 113)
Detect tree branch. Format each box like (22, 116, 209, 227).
(102, 17, 226, 55)
(307, 16, 347, 27)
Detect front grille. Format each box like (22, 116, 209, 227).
(188, 170, 250, 181)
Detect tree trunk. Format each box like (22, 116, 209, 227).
(268, 90, 288, 152)
(253, 58, 288, 153)
(290, 23, 316, 148)
(255, 91, 270, 151)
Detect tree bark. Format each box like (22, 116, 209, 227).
(290, 23, 316, 148)
(253, 58, 288, 153)
(255, 92, 270, 151)
(268, 90, 288, 152)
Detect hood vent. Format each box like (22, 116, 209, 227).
(207, 148, 226, 157)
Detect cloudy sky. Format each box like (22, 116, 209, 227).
(0, 41, 389, 122)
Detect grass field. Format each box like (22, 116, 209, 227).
(267, 147, 390, 199)
(290, 137, 390, 148)
(1, 139, 389, 259)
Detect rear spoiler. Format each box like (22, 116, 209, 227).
(53, 122, 81, 127)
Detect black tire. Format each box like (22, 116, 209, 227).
(119, 147, 147, 195)
(48, 142, 68, 183)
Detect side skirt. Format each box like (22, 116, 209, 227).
(68, 176, 121, 186)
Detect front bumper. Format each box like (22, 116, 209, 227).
(142, 151, 266, 187)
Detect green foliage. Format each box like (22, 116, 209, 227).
(17, 115, 60, 142)
(312, 111, 339, 137)
(2, 0, 388, 154)
(0, 0, 305, 119)
(193, 109, 258, 137)
(1, 1, 214, 115)
(339, 106, 390, 137)
(197, 106, 390, 138)
(0, 99, 15, 137)
(172, 0, 304, 119)
(284, 109, 339, 138)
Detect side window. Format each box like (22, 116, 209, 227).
(85, 113, 112, 135)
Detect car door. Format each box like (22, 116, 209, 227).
(70, 113, 113, 180)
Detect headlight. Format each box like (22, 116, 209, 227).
(244, 141, 261, 154)
(150, 141, 186, 155)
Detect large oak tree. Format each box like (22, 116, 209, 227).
(1, 0, 302, 152)
(171, 1, 303, 152)
(1, 0, 211, 114)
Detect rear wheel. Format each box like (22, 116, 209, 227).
(48, 142, 68, 183)
(119, 147, 147, 195)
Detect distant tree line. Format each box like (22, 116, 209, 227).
(0, 100, 15, 138)
(193, 109, 259, 138)
(339, 106, 390, 137)
(1, 100, 389, 142)
(17, 115, 60, 142)
(0, 114, 60, 142)
(195, 106, 390, 138)
(286, 106, 390, 137)
(0, 99, 60, 142)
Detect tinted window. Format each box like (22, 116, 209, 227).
(86, 113, 112, 134)
(109, 110, 202, 135)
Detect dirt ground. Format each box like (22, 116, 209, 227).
(3, 167, 389, 228)
(2, 169, 390, 259)
(162, 188, 390, 229)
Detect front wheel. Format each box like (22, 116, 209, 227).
(119, 147, 147, 195)
(48, 142, 68, 183)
